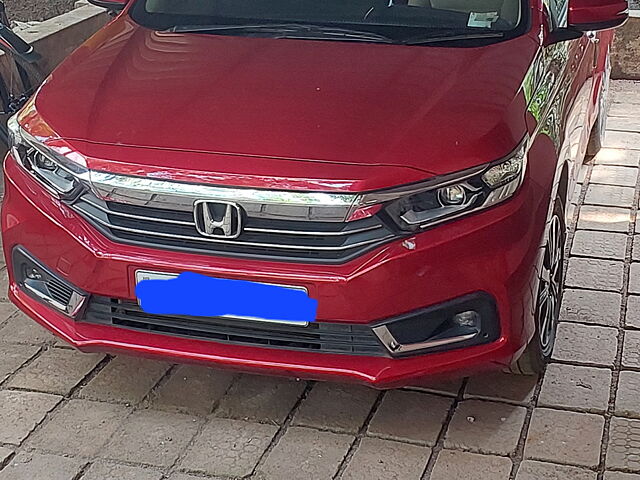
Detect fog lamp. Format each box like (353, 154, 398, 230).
(453, 310, 481, 328)
(26, 268, 42, 280)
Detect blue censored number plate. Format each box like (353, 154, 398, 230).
(135, 270, 317, 326)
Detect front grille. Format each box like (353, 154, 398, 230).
(82, 296, 387, 356)
(69, 192, 396, 262)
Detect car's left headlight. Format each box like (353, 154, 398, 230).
(355, 139, 528, 231)
(7, 113, 87, 200)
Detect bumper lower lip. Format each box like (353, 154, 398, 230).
(8, 283, 516, 387)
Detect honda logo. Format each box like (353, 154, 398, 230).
(193, 200, 243, 239)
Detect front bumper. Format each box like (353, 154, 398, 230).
(2, 153, 547, 387)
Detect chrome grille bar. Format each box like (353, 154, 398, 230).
(81, 196, 195, 226)
(81, 195, 383, 237)
(73, 200, 395, 252)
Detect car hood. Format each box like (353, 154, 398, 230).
(34, 15, 539, 188)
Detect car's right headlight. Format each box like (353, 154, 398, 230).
(7, 112, 87, 200)
(351, 138, 529, 231)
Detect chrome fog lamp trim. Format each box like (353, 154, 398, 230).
(372, 325, 479, 355)
(22, 282, 86, 316)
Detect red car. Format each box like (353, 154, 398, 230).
(3, 0, 628, 388)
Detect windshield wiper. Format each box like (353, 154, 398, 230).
(166, 23, 395, 44)
(402, 30, 505, 45)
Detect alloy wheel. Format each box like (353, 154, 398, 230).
(537, 214, 564, 356)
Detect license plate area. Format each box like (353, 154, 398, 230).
(135, 270, 310, 326)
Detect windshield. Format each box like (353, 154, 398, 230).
(130, 1, 528, 42)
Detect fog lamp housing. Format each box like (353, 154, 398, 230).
(372, 293, 498, 357)
(12, 247, 87, 317)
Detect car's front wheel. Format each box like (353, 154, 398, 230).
(510, 197, 565, 375)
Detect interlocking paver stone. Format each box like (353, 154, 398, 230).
(0, 390, 62, 445)
(630, 264, 640, 295)
(607, 417, 640, 471)
(144, 365, 233, 415)
(594, 148, 640, 167)
(516, 460, 596, 480)
(571, 231, 628, 260)
(525, 408, 604, 467)
(552, 323, 618, 367)
(566, 258, 624, 291)
(445, 400, 526, 455)
(560, 289, 621, 326)
(431, 450, 512, 480)
(584, 184, 635, 208)
(0, 312, 64, 346)
(0, 452, 83, 480)
(616, 371, 640, 418)
(625, 296, 640, 329)
(623, 330, 640, 368)
(181, 418, 277, 478)
(590, 165, 639, 187)
(27, 399, 131, 457)
(79, 356, 170, 405)
(342, 437, 430, 480)
(578, 205, 632, 232)
(539, 364, 612, 413)
(292, 382, 378, 433)
(102, 409, 201, 467)
(0, 343, 39, 383)
(8, 348, 103, 395)
(611, 82, 640, 103)
(610, 102, 640, 118)
(634, 241, 640, 261)
(255, 426, 352, 480)
(82, 461, 163, 480)
(367, 390, 451, 446)
(214, 374, 306, 425)
(464, 372, 537, 405)
(605, 472, 640, 480)
(604, 131, 640, 150)
(0, 302, 18, 325)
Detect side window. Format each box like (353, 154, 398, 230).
(546, 0, 568, 29)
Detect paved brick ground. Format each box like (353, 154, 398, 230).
(0, 81, 639, 479)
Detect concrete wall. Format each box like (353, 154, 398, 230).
(612, 11, 640, 81)
(11, 4, 109, 75)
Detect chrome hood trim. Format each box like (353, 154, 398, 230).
(89, 171, 360, 222)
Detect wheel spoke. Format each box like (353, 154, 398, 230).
(538, 281, 550, 307)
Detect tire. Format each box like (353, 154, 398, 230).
(586, 48, 611, 159)
(510, 197, 566, 375)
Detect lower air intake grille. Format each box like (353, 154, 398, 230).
(82, 296, 387, 356)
